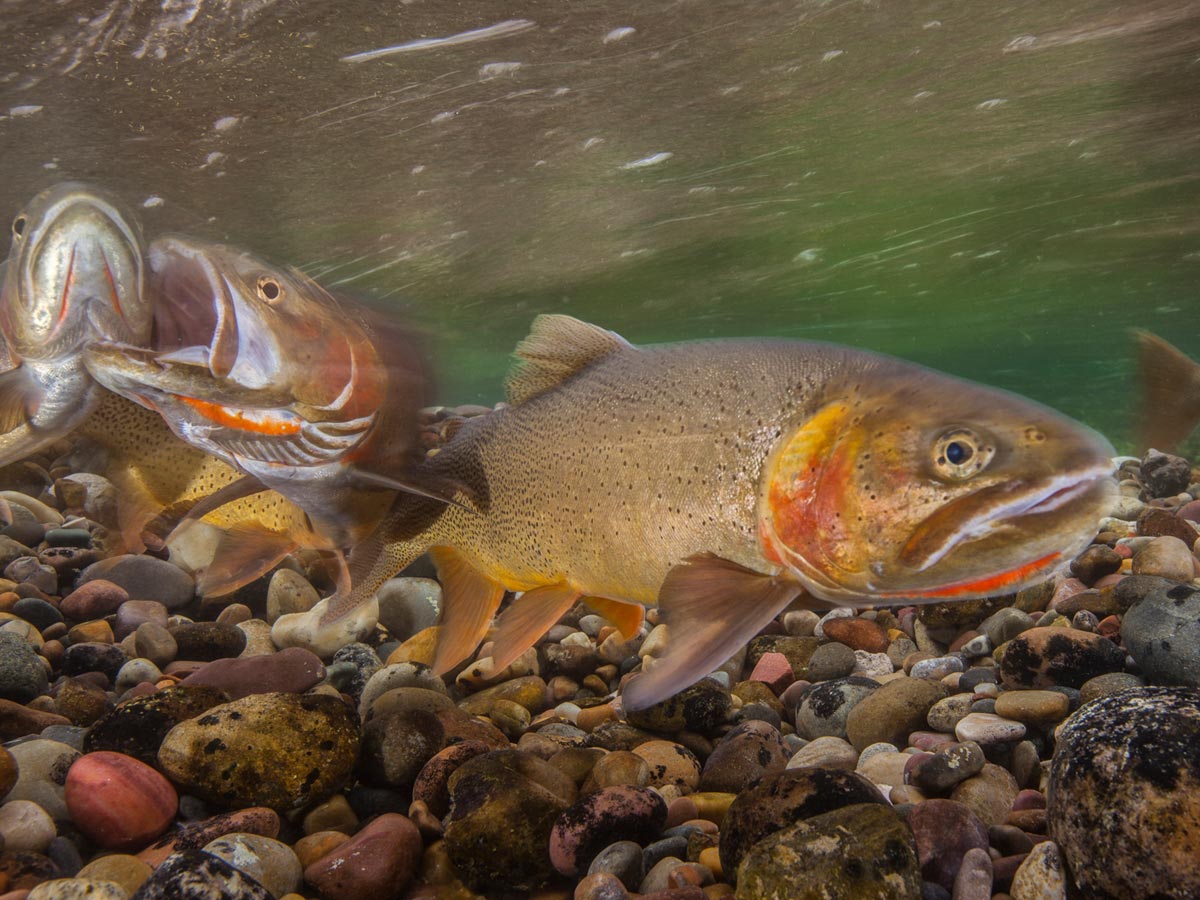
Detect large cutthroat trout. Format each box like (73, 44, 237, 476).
(301, 315, 1115, 709)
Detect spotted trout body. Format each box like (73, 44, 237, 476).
(318, 315, 1115, 708)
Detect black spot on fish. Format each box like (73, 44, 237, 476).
(204, 738, 227, 754)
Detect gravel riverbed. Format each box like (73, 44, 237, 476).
(0, 420, 1197, 900)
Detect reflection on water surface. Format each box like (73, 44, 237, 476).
(2, 0, 1199, 449)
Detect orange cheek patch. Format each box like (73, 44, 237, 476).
(176, 395, 302, 436)
(764, 403, 859, 567)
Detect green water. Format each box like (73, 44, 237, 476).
(2, 0, 1199, 451)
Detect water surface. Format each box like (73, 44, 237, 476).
(2, 0, 1199, 450)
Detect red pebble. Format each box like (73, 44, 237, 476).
(304, 813, 422, 900)
(749, 652, 794, 693)
(65, 751, 177, 851)
(821, 617, 890, 653)
(1097, 615, 1123, 641)
(60, 579, 129, 621)
(1011, 789, 1046, 811)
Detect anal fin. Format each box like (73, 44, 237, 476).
(428, 546, 506, 675)
(197, 522, 299, 597)
(490, 582, 582, 673)
(584, 596, 646, 640)
(620, 553, 811, 711)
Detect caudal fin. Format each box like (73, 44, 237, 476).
(1134, 330, 1200, 453)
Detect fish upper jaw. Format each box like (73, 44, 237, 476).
(897, 460, 1117, 575)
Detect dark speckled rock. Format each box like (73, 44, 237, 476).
(157, 692, 359, 812)
(1048, 687, 1200, 898)
(622, 680, 731, 734)
(1122, 584, 1200, 687)
(998, 626, 1125, 689)
(0, 631, 49, 702)
(549, 785, 667, 876)
(130, 848, 271, 899)
(358, 708, 444, 790)
(719, 767, 887, 881)
(796, 676, 878, 740)
(698, 720, 788, 793)
(84, 685, 228, 765)
(411, 741, 495, 819)
(63, 642, 127, 682)
(736, 802, 920, 899)
(443, 750, 575, 892)
(168, 623, 246, 662)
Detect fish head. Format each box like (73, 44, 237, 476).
(146, 235, 386, 416)
(0, 182, 146, 360)
(759, 363, 1116, 603)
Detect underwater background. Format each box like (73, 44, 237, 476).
(1, 0, 1198, 451)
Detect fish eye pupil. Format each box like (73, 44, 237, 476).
(946, 441, 971, 465)
(257, 278, 281, 302)
(12, 216, 25, 239)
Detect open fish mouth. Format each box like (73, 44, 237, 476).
(149, 237, 253, 383)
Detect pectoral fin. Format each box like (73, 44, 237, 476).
(428, 546, 506, 675)
(197, 522, 299, 597)
(584, 596, 646, 640)
(490, 582, 582, 673)
(351, 467, 475, 512)
(620, 553, 810, 711)
(1134, 329, 1200, 453)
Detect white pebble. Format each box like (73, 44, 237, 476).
(852, 650, 894, 678)
(955, 711, 1026, 745)
(0, 799, 56, 852)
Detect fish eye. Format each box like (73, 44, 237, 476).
(256, 276, 283, 304)
(11, 215, 26, 240)
(932, 427, 994, 481)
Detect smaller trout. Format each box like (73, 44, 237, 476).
(296, 315, 1115, 709)
(84, 235, 437, 548)
(0, 183, 148, 464)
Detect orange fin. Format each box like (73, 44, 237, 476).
(490, 582, 582, 673)
(108, 467, 165, 553)
(197, 522, 298, 597)
(584, 596, 646, 640)
(1134, 329, 1200, 453)
(0, 366, 37, 435)
(621, 553, 807, 711)
(428, 546, 506, 675)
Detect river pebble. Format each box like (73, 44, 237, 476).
(0, 442, 1191, 898)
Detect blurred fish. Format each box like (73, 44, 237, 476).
(0, 182, 149, 464)
(75, 389, 338, 597)
(1133, 329, 1200, 453)
(314, 315, 1115, 709)
(84, 235, 439, 548)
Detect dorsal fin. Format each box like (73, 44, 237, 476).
(505, 315, 631, 405)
